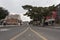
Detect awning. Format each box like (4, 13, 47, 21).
(45, 19, 55, 22)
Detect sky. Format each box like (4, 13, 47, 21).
(0, 0, 60, 21)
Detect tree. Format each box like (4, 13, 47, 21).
(22, 5, 56, 26)
(0, 7, 9, 20)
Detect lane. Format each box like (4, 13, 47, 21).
(10, 27, 30, 40)
(15, 27, 43, 40)
(1, 23, 60, 40)
(30, 28, 47, 40)
(31, 25, 60, 40)
(0, 24, 28, 40)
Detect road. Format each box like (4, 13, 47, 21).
(0, 24, 60, 40)
(31, 25, 60, 40)
(0, 24, 28, 40)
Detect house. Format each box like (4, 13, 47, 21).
(4, 14, 21, 25)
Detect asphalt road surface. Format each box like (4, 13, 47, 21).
(31, 25, 60, 40)
(0, 24, 60, 40)
(15, 27, 43, 40)
(0, 24, 28, 40)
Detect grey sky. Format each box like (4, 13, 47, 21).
(0, 0, 60, 21)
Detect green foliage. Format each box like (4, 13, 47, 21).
(22, 5, 56, 24)
(22, 5, 32, 10)
(0, 7, 9, 20)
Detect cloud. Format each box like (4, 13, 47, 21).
(0, 0, 60, 21)
(20, 13, 31, 21)
(0, 0, 60, 13)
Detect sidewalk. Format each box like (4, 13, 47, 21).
(0, 25, 4, 27)
(0, 25, 20, 28)
(45, 24, 60, 29)
(53, 24, 60, 29)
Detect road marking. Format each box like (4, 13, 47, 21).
(10, 27, 29, 40)
(10, 27, 47, 40)
(0, 29, 10, 31)
(30, 28, 47, 40)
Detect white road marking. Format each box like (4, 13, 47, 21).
(10, 27, 30, 40)
(0, 29, 10, 31)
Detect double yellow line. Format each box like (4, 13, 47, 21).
(10, 27, 47, 40)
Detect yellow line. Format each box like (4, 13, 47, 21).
(10, 27, 29, 40)
(30, 28, 48, 40)
(10, 27, 47, 40)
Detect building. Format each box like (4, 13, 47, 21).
(45, 4, 60, 24)
(5, 14, 21, 20)
(4, 14, 21, 25)
(56, 4, 60, 17)
(55, 4, 60, 23)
